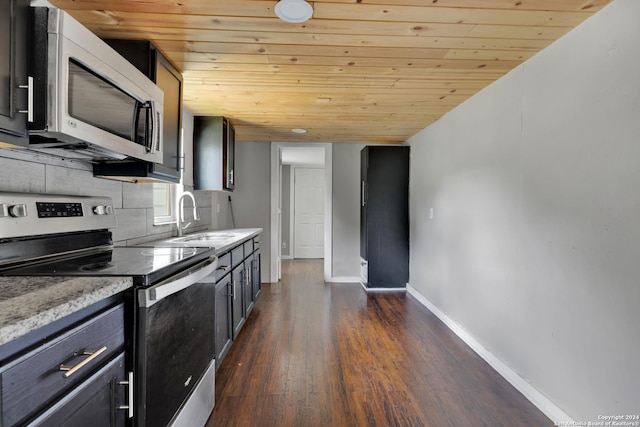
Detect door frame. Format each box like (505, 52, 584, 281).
(270, 143, 333, 282)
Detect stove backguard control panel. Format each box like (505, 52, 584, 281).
(36, 202, 84, 218)
(0, 192, 116, 239)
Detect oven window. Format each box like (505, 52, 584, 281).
(67, 59, 146, 143)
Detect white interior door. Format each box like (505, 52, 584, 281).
(294, 167, 325, 258)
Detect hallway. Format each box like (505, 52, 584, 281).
(207, 259, 550, 426)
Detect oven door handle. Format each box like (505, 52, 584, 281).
(139, 256, 218, 307)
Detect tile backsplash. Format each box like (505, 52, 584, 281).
(0, 149, 213, 245)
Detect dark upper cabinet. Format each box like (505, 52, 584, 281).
(193, 116, 235, 191)
(360, 146, 410, 289)
(0, 0, 31, 147)
(93, 40, 183, 183)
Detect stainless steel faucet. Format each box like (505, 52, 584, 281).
(176, 191, 200, 237)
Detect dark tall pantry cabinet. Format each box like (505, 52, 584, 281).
(360, 146, 410, 289)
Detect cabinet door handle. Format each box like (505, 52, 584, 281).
(232, 281, 236, 300)
(361, 181, 366, 207)
(217, 265, 230, 271)
(59, 346, 107, 377)
(18, 76, 34, 123)
(118, 371, 134, 418)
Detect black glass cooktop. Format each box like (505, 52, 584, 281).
(0, 246, 215, 286)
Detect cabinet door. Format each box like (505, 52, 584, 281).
(231, 264, 245, 339)
(27, 353, 128, 427)
(244, 256, 255, 315)
(360, 147, 369, 259)
(360, 146, 410, 288)
(223, 117, 235, 191)
(214, 274, 232, 369)
(252, 249, 262, 300)
(0, 0, 30, 142)
(155, 52, 183, 176)
(194, 116, 226, 191)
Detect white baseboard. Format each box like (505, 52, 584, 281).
(360, 282, 407, 292)
(406, 284, 574, 425)
(328, 276, 360, 283)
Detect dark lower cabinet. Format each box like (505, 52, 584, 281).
(0, 300, 131, 427)
(28, 354, 127, 427)
(213, 235, 262, 370)
(231, 263, 246, 340)
(214, 274, 232, 369)
(251, 249, 262, 301)
(244, 257, 255, 315)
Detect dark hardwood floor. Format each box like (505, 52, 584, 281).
(207, 259, 551, 427)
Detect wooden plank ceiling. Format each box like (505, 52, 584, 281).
(51, 0, 611, 143)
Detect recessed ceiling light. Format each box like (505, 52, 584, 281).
(291, 128, 308, 134)
(275, 0, 313, 23)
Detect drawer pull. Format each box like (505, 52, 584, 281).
(217, 265, 230, 271)
(59, 346, 107, 377)
(118, 371, 134, 418)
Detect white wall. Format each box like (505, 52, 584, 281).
(231, 141, 271, 282)
(332, 143, 366, 279)
(407, 0, 640, 421)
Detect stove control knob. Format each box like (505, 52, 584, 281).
(8, 204, 28, 218)
(93, 205, 113, 215)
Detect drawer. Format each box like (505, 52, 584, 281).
(1, 304, 125, 427)
(243, 240, 253, 257)
(215, 251, 232, 281)
(231, 245, 244, 268)
(27, 353, 127, 427)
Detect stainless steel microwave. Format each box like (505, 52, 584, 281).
(28, 7, 163, 162)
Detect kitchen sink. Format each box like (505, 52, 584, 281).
(172, 232, 239, 242)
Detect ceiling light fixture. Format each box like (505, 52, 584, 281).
(275, 0, 313, 23)
(291, 128, 308, 134)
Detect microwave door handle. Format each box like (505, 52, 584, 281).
(138, 101, 154, 153)
(146, 102, 155, 153)
(139, 256, 218, 307)
(149, 101, 161, 154)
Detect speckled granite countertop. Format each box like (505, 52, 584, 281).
(0, 276, 132, 346)
(151, 228, 263, 255)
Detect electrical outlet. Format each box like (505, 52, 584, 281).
(429, 208, 434, 219)
(216, 203, 220, 213)
(282, 242, 287, 249)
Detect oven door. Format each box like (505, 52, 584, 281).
(137, 255, 217, 427)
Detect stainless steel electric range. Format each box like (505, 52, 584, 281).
(0, 192, 217, 427)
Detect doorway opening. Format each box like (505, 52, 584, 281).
(270, 143, 332, 282)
